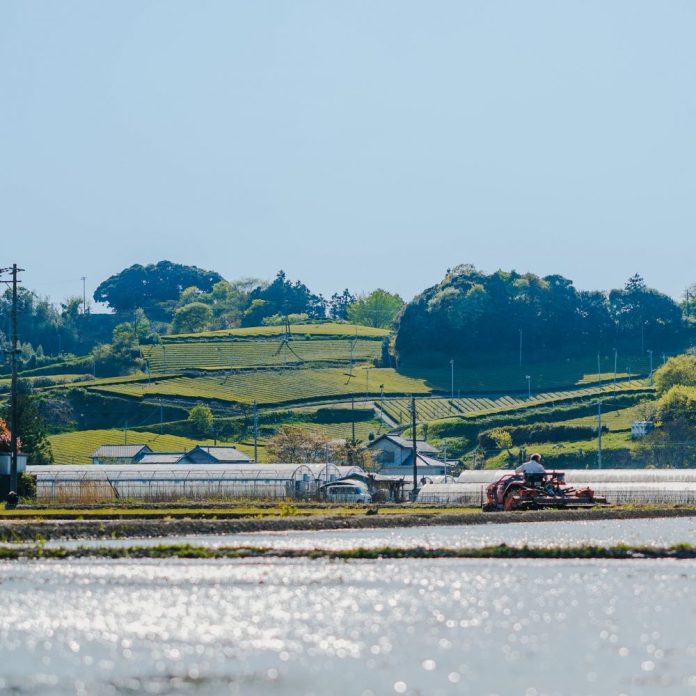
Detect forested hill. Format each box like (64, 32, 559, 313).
(395, 265, 689, 367)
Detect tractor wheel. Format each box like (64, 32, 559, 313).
(503, 489, 521, 511)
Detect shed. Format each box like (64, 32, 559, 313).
(186, 445, 251, 464)
(90, 445, 153, 465)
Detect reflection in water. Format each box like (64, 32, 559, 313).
(0, 558, 695, 695)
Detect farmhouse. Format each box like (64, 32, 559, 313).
(89, 444, 250, 466)
(186, 445, 251, 464)
(368, 434, 448, 476)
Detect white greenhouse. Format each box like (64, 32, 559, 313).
(27, 463, 365, 503)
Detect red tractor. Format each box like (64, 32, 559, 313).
(482, 470, 609, 512)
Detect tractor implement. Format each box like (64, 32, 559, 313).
(482, 471, 609, 512)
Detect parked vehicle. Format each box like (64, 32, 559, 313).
(322, 481, 372, 503)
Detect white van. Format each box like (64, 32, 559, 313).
(323, 481, 372, 503)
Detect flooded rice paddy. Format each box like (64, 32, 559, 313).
(3, 517, 696, 694)
(43, 515, 696, 551)
(1, 557, 696, 695)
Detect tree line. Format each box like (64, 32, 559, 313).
(395, 265, 693, 367)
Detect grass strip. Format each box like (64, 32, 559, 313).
(1, 543, 695, 561)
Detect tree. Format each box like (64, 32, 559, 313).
(188, 403, 214, 437)
(242, 271, 326, 327)
(637, 385, 696, 468)
(609, 274, 683, 340)
(347, 289, 404, 328)
(478, 428, 513, 451)
(653, 354, 696, 395)
(172, 302, 213, 334)
(1, 382, 53, 464)
(329, 289, 356, 320)
(94, 261, 223, 318)
(394, 265, 687, 367)
(331, 440, 375, 469)
(90, 316, 147, 376)
(266, 426, 331, 463)
(655, 385, 696, 426)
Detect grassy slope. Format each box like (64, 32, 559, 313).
(484, 431, 634, 469)
(49, 429, 240, 465)
(563, 404, 647, 431)
(401, 354, 652, 393)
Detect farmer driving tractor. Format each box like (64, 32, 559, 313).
(515, 453, 545, 486)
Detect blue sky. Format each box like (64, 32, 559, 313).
(1, 1, 695, 307)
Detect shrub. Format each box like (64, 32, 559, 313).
(188, 403, 214, 437)
(479, 423, 607, 447)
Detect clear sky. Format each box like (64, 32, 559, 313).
(1, 1, 695, 307)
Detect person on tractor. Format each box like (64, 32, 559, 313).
(515, 453, 545, 487)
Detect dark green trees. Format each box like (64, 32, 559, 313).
(241, 271, 326, 326)
(94, 261, 223, 319)
(395, 266, 687, 366)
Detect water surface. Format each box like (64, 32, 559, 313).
(43, 515, 696, 551)
(1, 558, 695, 695)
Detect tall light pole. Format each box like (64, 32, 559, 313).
(449, 359, 454, 399)
(81, 276, 87, 314)
(597, 400, 602, 469)
(411, 396, 418, 498)
(253, 400, 258, 463)
(519, 329, 523, 367)
(613, 348, 618, 399)
(647, 350, 654, 383)
(364, 366, 371, 399)
(525, 375, 531, 400)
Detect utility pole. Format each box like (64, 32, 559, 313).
(449, 358, 454, 399)
(124, 421, 128, 445)
(253, 400, 258, 463)
(613, 348, 618, 399)
(647, 350, 654, 383)
(519, 329, 523, 367)
(525, 375, 531, 400)
(351, 396, 356, 445)
(411, 396, 418, 498)
(158, 398, 163, 434)
(597, 352, 601, 383)
(1, 264, 23, 494)
(597, 400, 602, 469)
(641, 322, 645, 354)
(81, 276, 87, 315)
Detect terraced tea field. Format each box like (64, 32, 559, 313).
(91, 367, 431, 406)
(380, 380, 650, 424)
(293, 419, 385, 443)
(167, 322, 389, 341)
(141, 339, 382, 372)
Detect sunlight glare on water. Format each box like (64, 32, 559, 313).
(42, 515, 696, 551)
(0, 558, 695, 695)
